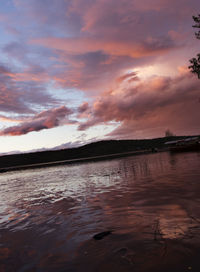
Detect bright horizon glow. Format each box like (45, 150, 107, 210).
(0, 123, 119, 153)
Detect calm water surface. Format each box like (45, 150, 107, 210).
(0, 151, 200, 271)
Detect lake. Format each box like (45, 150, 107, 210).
(0, 151, 200, 271)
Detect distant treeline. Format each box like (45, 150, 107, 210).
(0, 136, 194, 169)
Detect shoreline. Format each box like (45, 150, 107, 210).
(0, 149, 164, 173)
(1, 136, 198, 174)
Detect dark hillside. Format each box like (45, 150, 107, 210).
(0, 136, 195, 169)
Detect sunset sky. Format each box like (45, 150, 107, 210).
(0, 0, 199, 153)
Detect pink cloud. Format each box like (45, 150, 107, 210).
(8, 0, 198, 95)
(32, 36, 176, 58)
(68, 0, 198, 36)
(0, 106, 75, 136)
(78, 70, 200, 137)
(27, 0, 198, 93)
(0, 63, 57, 114)
(78, 102, 89, 114)
(116, 72, 139, 84)
(50, 52, 138, 91)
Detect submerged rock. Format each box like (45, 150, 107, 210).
(93, 231, 112, 240)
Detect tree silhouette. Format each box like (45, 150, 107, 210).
(188, 14, 200, 79)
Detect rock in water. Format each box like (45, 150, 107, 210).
(93, 231, 112, 240)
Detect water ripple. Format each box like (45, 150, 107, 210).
(0, 152, 200, 271)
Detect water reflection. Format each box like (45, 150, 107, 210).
(0, 151, 200, 271)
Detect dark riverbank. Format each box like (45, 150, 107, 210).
(0, 149, 153, 173)
(0, 135, 197, 173)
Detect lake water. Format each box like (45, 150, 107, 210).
(0, 151, 200, 271)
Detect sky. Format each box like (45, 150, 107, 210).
(0, 0, 199, 153)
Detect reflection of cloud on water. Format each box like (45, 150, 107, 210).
(158, 204, 189, 239)
(95, 197, 192, 240)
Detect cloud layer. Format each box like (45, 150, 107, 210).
(0, 63, 57, 114)
(78, 69, 200, 137)
(0, 0, 199, 142)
